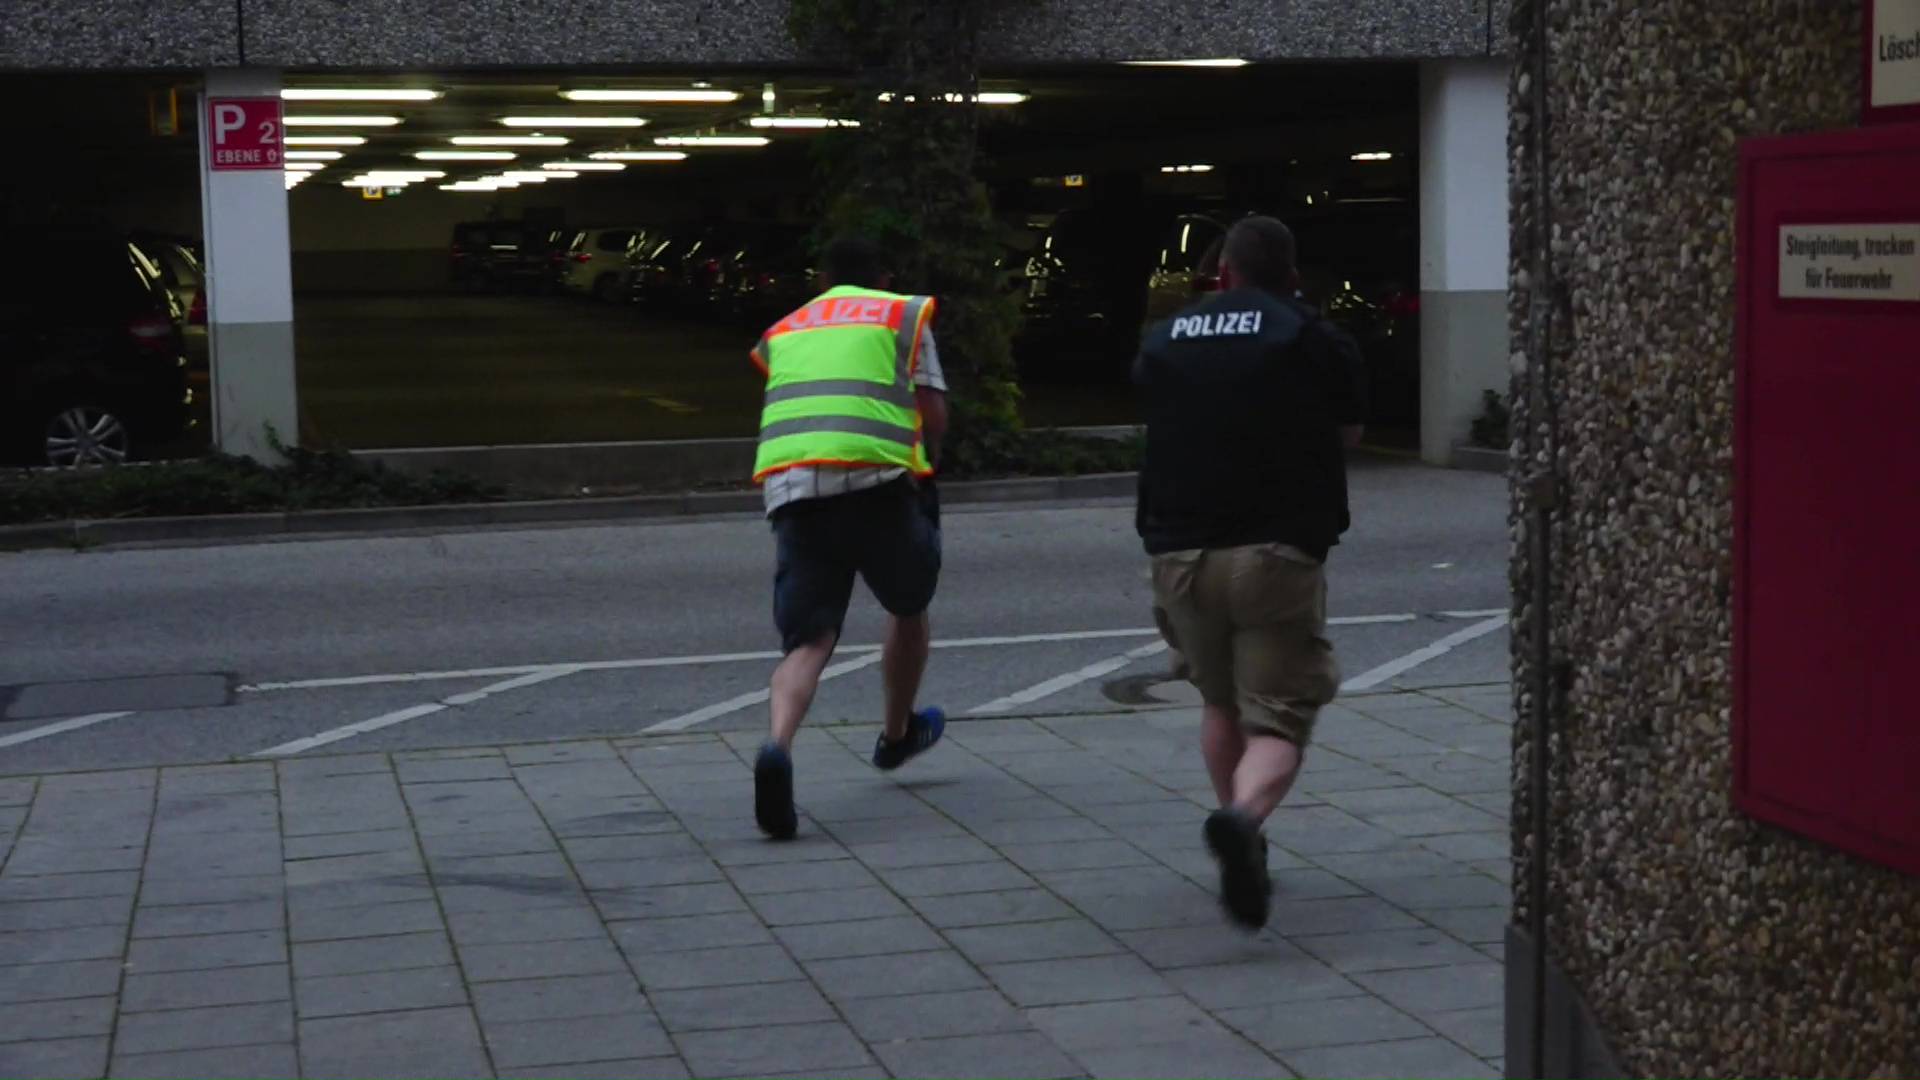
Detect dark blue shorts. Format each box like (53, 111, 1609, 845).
(771, 479, 942, 654)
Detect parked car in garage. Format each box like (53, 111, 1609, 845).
(627, 226, 696, 308)
(1142, 213, 1227, 325)
(3, 228, 192, 467)
(495, 225, 570, 294)
(557, 226, 645, 302)
(719, 225, 814, 326)
(449, 220, 499, 291)
(131, 231, 209, 372)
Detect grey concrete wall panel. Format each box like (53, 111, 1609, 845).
(1, 0, 1496, 71)
(0, 0, 239, 69)
(1420, 288, 1508, 465)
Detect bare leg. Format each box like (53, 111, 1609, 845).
(1200, 704, 1247, 808)
(1230, 734, 1304, 823)
(880, 613, 930, 742)
(769, 634, 835, 751)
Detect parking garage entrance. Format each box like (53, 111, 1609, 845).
(2, 64, 1427, 470)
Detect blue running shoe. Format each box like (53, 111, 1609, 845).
(872, 708, 945, 771)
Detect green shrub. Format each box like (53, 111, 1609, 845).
(1470, 390, 1511, 450)
(0, 447, 503, 526)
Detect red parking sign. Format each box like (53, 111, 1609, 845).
(207, 97, 283, 171)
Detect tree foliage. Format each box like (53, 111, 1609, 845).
(788, 0, 1026, 439)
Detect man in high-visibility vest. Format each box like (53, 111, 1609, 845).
(748, 235, 950, 840)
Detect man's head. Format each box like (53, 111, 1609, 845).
(819, 235, 890, 290)
(1217, 216, 1299, 297)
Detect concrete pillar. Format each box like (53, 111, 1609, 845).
(197, 68, 298, 462)
(1418, 59, 1510, 467)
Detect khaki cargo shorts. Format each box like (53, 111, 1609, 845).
(1150, 542, 1340, 745)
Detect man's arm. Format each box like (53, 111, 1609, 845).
(914, 327, 951, 468)
(917, 386, 950, 466)
(1308, 318, 1368, 449)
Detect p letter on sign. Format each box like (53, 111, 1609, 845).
(207, 97, 283, 171)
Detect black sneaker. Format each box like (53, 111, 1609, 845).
(1204, 808, 1272, 929)
(754, 742, 797, 840)
(872, 708, 945, 771)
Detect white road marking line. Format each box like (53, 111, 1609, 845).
(1440, 608, 1509, 619)
(1326, 614, 1421, 626)
(0, 712, 133, 750)
(237, 651, 784, 693)
(1341, 614, 1510, 693)
(442, 667, 582, 706)
(642, 652, 884, 734)
(235, 616, 1421, 695)
(968, 640, 1170, 716)
(253, 666, 580, 757)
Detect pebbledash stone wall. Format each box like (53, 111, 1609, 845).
(1507, 1, 1920, 1077)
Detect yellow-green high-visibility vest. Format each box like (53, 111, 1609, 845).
(750, 285, 937, 484)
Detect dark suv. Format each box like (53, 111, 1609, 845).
(2, 228, 193, 466)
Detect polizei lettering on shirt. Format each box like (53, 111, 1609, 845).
(1170, 310, 1263, 340)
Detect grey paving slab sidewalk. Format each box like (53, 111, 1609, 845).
(0, 686, 1513, 1080)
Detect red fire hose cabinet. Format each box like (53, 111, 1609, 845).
(1734, 123, 1920, 876)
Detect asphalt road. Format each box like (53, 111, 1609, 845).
(0, 458, 1508, 775)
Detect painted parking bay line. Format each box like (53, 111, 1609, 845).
(0, 712, 134, 750)
(253, 666, 580, 757)
(967, 640, 1170, 716)
(641, 651, 884, 734)
(236, 617, 1423, 696)
(1341, 614, 1510, 693)
(958, 613, 1423, 716)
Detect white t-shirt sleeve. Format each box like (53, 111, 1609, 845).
(914, 327, 949, 392)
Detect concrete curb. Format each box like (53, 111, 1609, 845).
(0, 473, 1137, 552)
(1451, 445, 1510, 475)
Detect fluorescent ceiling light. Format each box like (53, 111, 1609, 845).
(285, 115, 402, 127)
(877, 91, 1028, 105)
(284, 150, 344, 161)
(500, 116, 647, 128)
(1122, 58, 1249, 68)
(749, 116, 859, 129)
(545, 161, 625, 171)
(1159, 164, 1214, 173)
(1351, 151, 1394, 161)
(588, 150, 688, 161)
(284, 161, 327, 171)
(451, 135, 570, 147)
(344, 170, 445, 184)
(652, 135, 769, 147)
(561, 89, 740, 103)
(282, 88, 440, 101)
(416, 150, 516, 161)
(505, 170, 572, 181)
(284, 135, 367, 146)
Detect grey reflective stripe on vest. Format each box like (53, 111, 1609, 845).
(896, 296, 930, 372)
(759, 415, 919, 446)
(763, 378, 917, 410)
